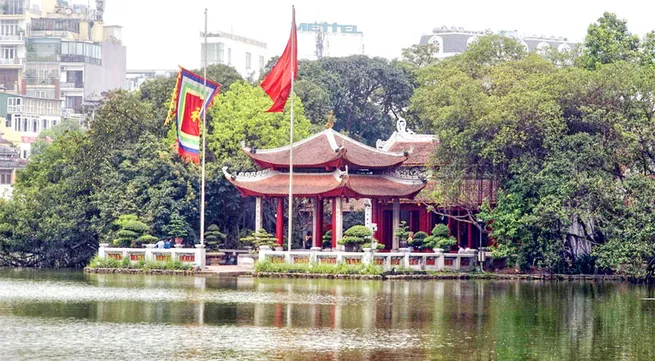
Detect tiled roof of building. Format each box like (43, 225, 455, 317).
(243, 129, 408, 170)
(223, 167, 426, 199)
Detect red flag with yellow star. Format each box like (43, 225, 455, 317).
(165, 67, 221, 163)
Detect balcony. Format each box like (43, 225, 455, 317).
(61, 54, 101, 65)
(0, 57, 23, 66)
(26, 54, 60, 63)
(61, 81, 84, 89)
(0, 33, 23, 42)
(61, 108, 82, 119)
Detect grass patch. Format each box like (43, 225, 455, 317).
(87, 255, 192, 270)
(255, 260, 383, 275)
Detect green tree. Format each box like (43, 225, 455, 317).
(208, 81, 311, 168)
(578, 12, 640, 70)
(401, 43, 440, 68)
(31, 119, 84, 156)
(297, 55, 415, 144)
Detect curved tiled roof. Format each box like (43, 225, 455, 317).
(243, 129, 408, 170)
(223, 167, 426, 199)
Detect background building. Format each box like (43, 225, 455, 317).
(0, 92, 61, 158)
(125, 69, 177, 91)
(297, 22, 364, 60)
(419, 26, 577, 59)
(0, 0, 125, 125)
(201, 31, 268, 80)
(0, 137, 25, 199)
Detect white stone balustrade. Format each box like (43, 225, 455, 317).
(258, 247, 478, 272)
(97, 243, 206, 268)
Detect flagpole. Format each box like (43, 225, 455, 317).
(200, 8, 208, 247)
(287, 5, 295, 253)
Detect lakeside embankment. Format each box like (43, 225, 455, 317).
(83, 266, 628, 281)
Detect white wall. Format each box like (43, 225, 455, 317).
(204, 34, 268, 80)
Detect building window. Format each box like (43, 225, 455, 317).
(22, 150, 27, 159)
(5, 116, 10, 128)
(0, 20, 18, 36)
(32, 119, 37, 133)
(21, 118, 27, 133)
(51, 119, 58, 127)
(66, 96, 83, 110)
(218, 43, 224, 64)
(0, 171, 12, 185)
(1, 45, 16, 59)
(227, 48, 231, 65)
(41, 118, 47, 130)
(245, 52, 251, 69)
(7, 97, 21, 112)
(13, 114, 20, 131)
(38, 91, 46, 99)
(259, 55, 264, 70)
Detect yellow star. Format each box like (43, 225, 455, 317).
(191, 107, 201, 122)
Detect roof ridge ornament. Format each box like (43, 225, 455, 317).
(325, 110, 335, 129)
(397, 117, 415, 135)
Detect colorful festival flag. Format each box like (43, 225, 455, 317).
(260, 8, 297, 112)
(165, 67, 221, 163)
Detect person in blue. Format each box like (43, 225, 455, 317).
(164, 239, 171, 249)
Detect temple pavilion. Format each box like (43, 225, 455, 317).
(223, 119, 496, 250)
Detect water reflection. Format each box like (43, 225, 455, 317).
(0, 269, 654, 360)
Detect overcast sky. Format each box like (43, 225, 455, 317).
(60, 0, 655, 69)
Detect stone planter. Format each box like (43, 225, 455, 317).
(274, 247, 284, 251)
(433, 248, 444, 253)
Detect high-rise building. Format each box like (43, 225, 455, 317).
(297, 22, 364, 60)
(419, 26, 577, 59)
(0, 0, 126, 160)
(201, 31, 268, 80)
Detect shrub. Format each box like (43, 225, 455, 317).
(240, 229, 279, 250)
(424, 224, 457, 250)
(322, 230, 332, 248)
(133, 234, 158, 248)
(394, 221, 410, 245)
(411, 231, 429, 248)
(255, 259, 382, 275)
(205, 224, 227, 250)
(338, 225, 371, 245)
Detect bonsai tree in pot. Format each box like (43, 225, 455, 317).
(410, 231, 429, 251)
(338, 225, 371, 252)
(204, 224, 227, 250)
(394, 221, 410, 248)
(240, 229, 279, 251)
(165, 214, 188, 245)
(322, 230, 332, 249)
(424, 224, 457, 252)
(112, 214, 154, 248)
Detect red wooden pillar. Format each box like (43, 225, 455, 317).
(276, 198, 284, 245)
(331, 198, 337, 248)
(447, 211, 453, 236)
(372, 199, 379, 241)
(468, 222, 473, 248)
(419, 207, 428, 233)
(314, 198, 323, 247)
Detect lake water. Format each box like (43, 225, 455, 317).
(0, 269, 654, 360)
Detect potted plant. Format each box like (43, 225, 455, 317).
(322, 230, 332, 250)
(165, 214, 188, 244)
(338, 225, 371, 252)
(240, 229, 279, 251)
(424, 224, 457, 252)
(410, 231, 429, 251)
(111, 214, 151, 248)
(394, 221, 410, 248)
(204, 224, 227, 250)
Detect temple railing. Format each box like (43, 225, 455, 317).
(258, 248, 478, 272)
(96, 243, 206, 268)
